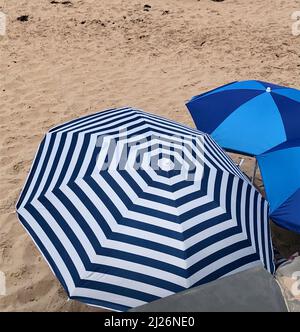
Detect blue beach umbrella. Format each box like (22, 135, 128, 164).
(16, 107, 274, 311)
(257, 139, 300, 234)
(186, 80, 300, 156)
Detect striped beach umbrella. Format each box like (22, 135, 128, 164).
(16, 107, 274, 311)
(257, 139, 300, 234)
(186, 80, 300, 156)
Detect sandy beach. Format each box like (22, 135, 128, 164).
(1, 0, 300, 311)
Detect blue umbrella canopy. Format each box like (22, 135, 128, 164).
(16, 107, 274, 311)
(186, 80, 300, 156)
(257, 139, 300, 234)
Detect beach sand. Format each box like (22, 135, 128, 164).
(0, 0, 300, 311)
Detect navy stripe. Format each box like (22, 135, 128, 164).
(18, 214, 70, 296)
(24, 203, 164, 303)
(70, 295, 131, 312)
(244, 185, 252, 240)
(51, 187, 190, 279)
(40, 134, 67, 197)
(79, 114, 200, 139)
(16, 136, 46, 209)
(49, 107, 128, 133)
(27, 134, 57, 204)
(193, 253, 260, 287)
(188, 240, 255, 277)
(253, 191, 260, 256)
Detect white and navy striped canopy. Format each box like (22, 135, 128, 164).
(16, 107, 274, 311)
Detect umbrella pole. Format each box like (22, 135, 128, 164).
(251, 159, 258, 184)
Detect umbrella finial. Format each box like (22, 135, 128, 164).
(158, 158, 174, 171)
(266, 87, 271, 92)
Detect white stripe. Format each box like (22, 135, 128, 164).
(50, 107, 132, 133)
(182, 206, 229, 232)
(19, 134, 52, 209)
(60, 177, 246, 274)
(76, 176, 183, 232)
(74, 178, 186, 251)
(189, 246, 258, 286)
(33, 196, 186, 294)
(47, 134, 74, 192)
(256, 197, 264, 262)
(227, 178, 251, 241)
(239, 181, 248, 234)
(71, 287, 145, 309)
(64, 133, 87, 184)
(189, 231, 254, 266)
(263, 201, 272, 272)
(248, 187, 256, 252)
(138, 149, 191, 186)
(76, 118, 200, 143)
(32, 133, 63, 201)
(18, 207, 76, 291)
(62, 107, 200, 137)
(184, 217, 237, 249)
(222, 260, 262, 278)
(96, 127, 203, 173)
